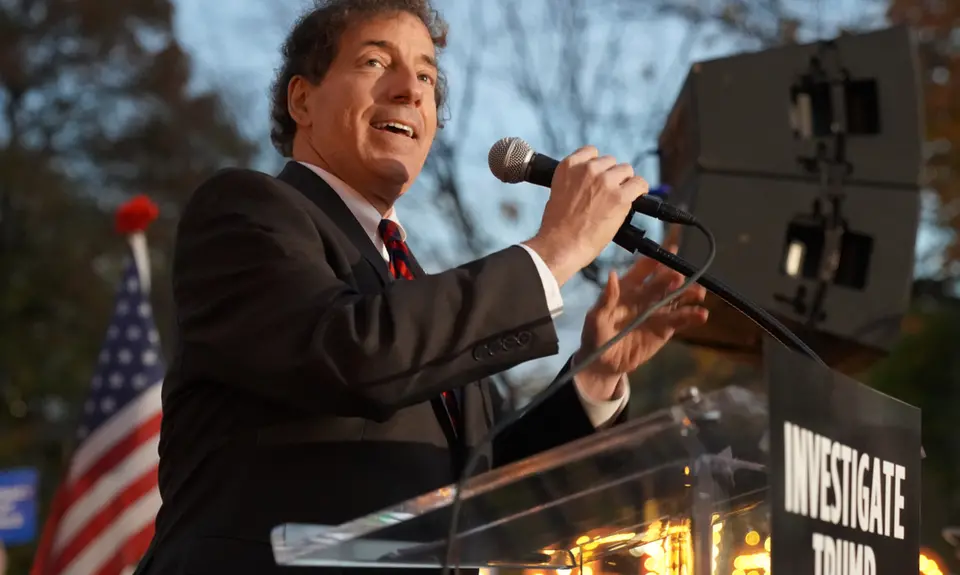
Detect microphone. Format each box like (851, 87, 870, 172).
(488, 137, 696, 225)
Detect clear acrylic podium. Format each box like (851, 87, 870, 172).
(270, 344, 921, 574)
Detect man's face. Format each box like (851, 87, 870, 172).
(289, 11, 439, 208)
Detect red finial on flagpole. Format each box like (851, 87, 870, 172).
(115, 195, 159, 235)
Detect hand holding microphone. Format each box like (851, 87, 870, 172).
(490, 137, 698, 286)
(489, 137, 696, 224)
(517, 145, 648, 286)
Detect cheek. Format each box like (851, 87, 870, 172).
(420, 106, 438, 147)
(311, 88, 363, 131)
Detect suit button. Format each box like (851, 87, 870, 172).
(517, 331, 532, 346)
(472, 344, 489, 361)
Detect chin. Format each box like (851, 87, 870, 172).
(367, 156, 418, 186)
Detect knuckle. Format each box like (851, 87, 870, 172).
(565, 146, 598, 167)
(587, 155, 615, 177)
(626, 176, 649, 195)
(579, 145, 600, 157)
(584, 162, 604, 178)
(602, 170, 624, 188)
(618, 188, 637, 205)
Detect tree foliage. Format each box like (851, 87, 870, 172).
(0, 0, 255, 569)
(867, 300, 960, 573)
(887, 0, 960, 268)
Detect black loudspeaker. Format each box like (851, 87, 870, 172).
(658, 26, 924, 371)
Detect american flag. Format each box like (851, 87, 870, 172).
(31, 258, 164, 575)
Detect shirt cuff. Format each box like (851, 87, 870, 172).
(573, 372, 630, 428)
(518, 243, 563, 319)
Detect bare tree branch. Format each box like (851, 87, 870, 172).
(415, 2, 492, 260)
(497, 0, 677, 288)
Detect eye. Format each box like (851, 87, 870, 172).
(364, 58, 385, 68)
(418, 73, 435, 85)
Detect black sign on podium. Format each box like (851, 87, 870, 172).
(269, 344, 921, 574)
(767, 342, 922, 575)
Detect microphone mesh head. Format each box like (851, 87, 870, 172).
(488, 137, 533, 184)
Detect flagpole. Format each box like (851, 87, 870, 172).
(127, 232, 151, 295)
(116, 195, 158, 295)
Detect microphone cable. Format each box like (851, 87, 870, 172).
(631, 237, 828, 369)
(441, 218, 717, 575)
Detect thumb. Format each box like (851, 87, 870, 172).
(598, 270, 620, 311)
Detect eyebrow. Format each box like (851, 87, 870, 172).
(362, 40, 437, 69)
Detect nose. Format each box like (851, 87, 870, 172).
(386, 64, 423, 106)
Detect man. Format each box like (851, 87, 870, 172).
(137, 1, 708, 573)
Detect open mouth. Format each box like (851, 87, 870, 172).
(372, 121, 417, 139)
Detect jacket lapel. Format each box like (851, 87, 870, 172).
(277, 162, 469, 454)
(277, 162, 392, 285)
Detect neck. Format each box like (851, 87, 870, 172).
(292, 136, 401, 216)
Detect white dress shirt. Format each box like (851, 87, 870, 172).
(297, 162, 629, 427)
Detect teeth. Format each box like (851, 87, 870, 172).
(373, 122, 414, 138)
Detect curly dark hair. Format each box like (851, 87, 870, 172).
(269, 0, 449, 157)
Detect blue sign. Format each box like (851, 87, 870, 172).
(0, 467, 38, 546)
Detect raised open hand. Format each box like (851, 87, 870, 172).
(574, 249, 709, 401)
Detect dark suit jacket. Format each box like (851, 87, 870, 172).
(136, 162, 612, 575)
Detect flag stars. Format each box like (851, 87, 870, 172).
(109, 372, 124, 389)
(78, 260, 165, 439)
(132, 374, 148, 389)
(142, 350, 158, 366)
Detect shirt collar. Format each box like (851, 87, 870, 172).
(297, 161, 406, 245)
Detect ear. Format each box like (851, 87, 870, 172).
(287, 75, 313, 128)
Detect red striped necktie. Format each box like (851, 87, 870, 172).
(378, 219, 462, 436)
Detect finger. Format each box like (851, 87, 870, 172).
(677, 282, 707, 303)
(599, 270, 620, 311)
(646, 267, 686, 295)
(591, 270, 619, 314)
(639, 271, 691, 311)
(621, 254, 659, 285)
(601, 162, 635, 187)
(665, 224, 682, 251)
(586, 155, 619, 177)
(664, 289, 707, 312)
(565, 145, 600, 166)
(668, 306, 710, 330)
(648, 306, 709, 330)
(618, 263, 688, 307)
(619, 175, 649, 201)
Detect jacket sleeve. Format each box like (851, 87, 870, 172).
(172, 169, 560, 421)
